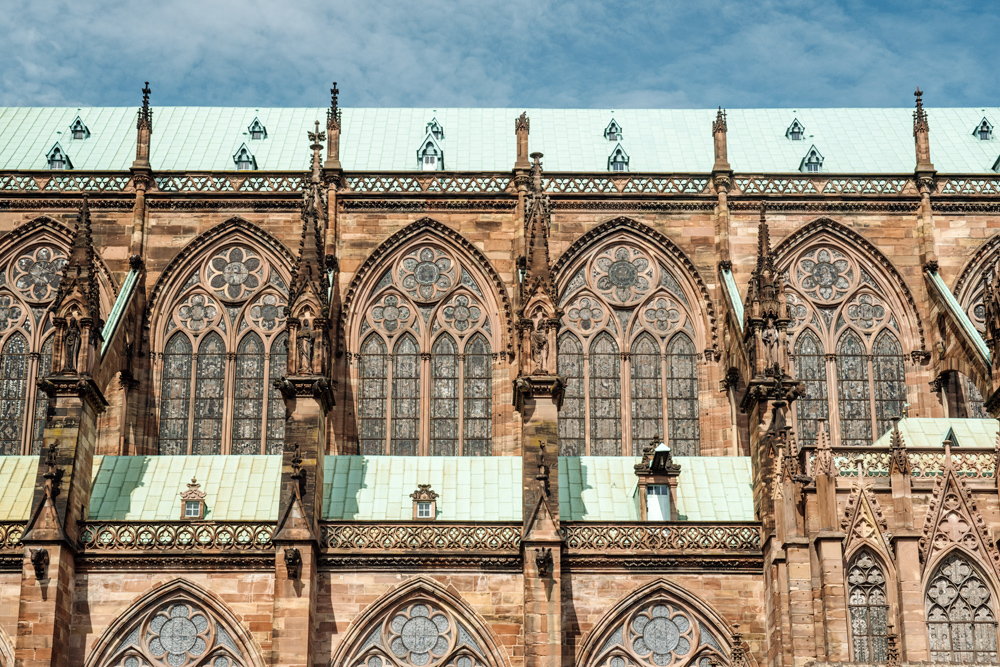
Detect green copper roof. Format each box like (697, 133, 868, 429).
(558, 456, 754, 522)
(0, 456, 37, 521)
(89, 455, 280, 521)
(871, 418, 999, 449)
(2, 106, 999, 173)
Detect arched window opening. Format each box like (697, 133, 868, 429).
(558, 333, 585, 456)
(193, 333, 225, 455)
(872, 331, 906, 437)
(348, 236, 503, 456)
(558, 236, 706, 455)
(847, 550, 889, 662)
(793, 330, 827, 447)
(159, 333, 193, 456)
(590, 332, 621, 456)
(265, 334, 288, 454)
(0, 333, 28, 455)
(232, 333, 265, 455)
(926, 553, 999, 663)
(630, 333, 662, 454)
(666, 333, 699, 456)
(836, 331, 872, 447)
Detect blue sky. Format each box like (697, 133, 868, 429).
(2, 0, 996, 108)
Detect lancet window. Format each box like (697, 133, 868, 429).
(558, 235, 703, 456)
(156, 243, 289, 455)
(783, 242, 910, 447)
(847, 550, 889, 662)
(0, 241, 71, 455)
(925, 553, 999, 663)
(352, 240, 500, 456)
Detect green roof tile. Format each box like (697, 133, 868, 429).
(871, 417, 998, 448)
(0, 456, 38, 521)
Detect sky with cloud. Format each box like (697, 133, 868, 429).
(2, 0, 995, 109)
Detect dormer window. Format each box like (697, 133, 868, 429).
(608, 144, 629, 172)
(426, 118, 444, 140)
(179, 477, 207, 520)
(975, 118, 993, 141)
(417, 136, 443, 171)
(46, 143, 71, 170)
(410, 484, 439, 520)
(233, 144, 257, 170)
(800, 145, 824, 173)
(786, 118, 805, 141)
(604, 118, 623, 141)
(248, 118, 267, 140)
(69, 116, 90, 140)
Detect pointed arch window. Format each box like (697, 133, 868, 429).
(793, 330, 827, 446)
(233, 144, 257, 170)
(800, 146, 824, 173)
(604, 119, 623, 141)
(558, 236, 704, 455)
(975, 118, 993, 141)
(786, 118, 806, 140)
(784, 243, 911, 446)
(70, 116, 90, 140)
(847, 550, 889, 662)
(609, 145, 629, 172)
(0, 333, 28, 455)
(156, 243, 289, 454)
(351, 239, 501, 456)
(926, 553, 999, 663)
(418, 138, 444, 171)
(47, 143, 71, 170)
(248, 117, 267, 141)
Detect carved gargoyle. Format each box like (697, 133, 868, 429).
(534, 546, 553, 578)
(30, 547, 49, 580)
(284, 546, 302, 579)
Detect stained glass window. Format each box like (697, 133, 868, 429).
(232, 333, 265, 455)
(430, 334, 458, 456)
(158, 333, 193, 455)
(590, 332, 621, 456)
(558, 333, 585, 456)
(391, 334, 420, 456)
(463, 334, 492, 456)
(793, 330, 828, 447)
(872, 331, 905, 439)
(836, 332, 872, 447)
(926, 553, 999, 663)
(265, 334, 288, 454)
(358, 335, 387, 455)
(666, 333, 700, 456)
(192, 333, 225, 455)
(962, 374, 989, 419)
(848, 550, 889, 662)
(0, 333, 28, 455)
(630, 333, 662, 455)
(31, 336, 54, 454)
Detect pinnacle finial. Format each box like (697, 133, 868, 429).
(142, 82, 151, 111)
(327, 82, 342, 129)
(757, 203, 771, 266)
(331, 82, 339, 111)
(913, 86, 929, 135)
(713, 106, 727, 133)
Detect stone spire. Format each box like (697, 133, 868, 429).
(913, 87, 935, 173)
(324, 82, 342, 171)
(744, 205, 788, 373)
(514, 111, 531, 170)
(712, 107, 730, 172)
(132, 82, 152, 170)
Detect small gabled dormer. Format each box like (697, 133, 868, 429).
(604, 118, 623, 141)
(799, 145, 823, 173)
(46, 143, 71, 170)
(69, 116, 90, 140)
(426, 117, 444, 140)
(233, 143, 257, 170)
(608, 144, 629, 172)
(417, 135, 444, 171)
(992, 155, 1000, 173)
(974, 117, 993, 141)
(786, 118, 806, 141)
(943, 427, 961, 448)
(248, 117, 267, 140)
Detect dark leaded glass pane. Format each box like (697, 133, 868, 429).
(926, 553, 998, 663)
(590, 333, 621, 456)
(962, 373, 989, 419)
(391, 334, 420, 456)
(848, 550, 889, 662)
(430, 334, 458, 456)
(0, 333, 28, 455)
(666, 333, 700, 455)
(31, 336, 54, 454)
(872, 330, 906, 439)
(630, 333, 662, 455)
(232, 333, 265, 455)
(358, 335, 387, 455)
(159, 333, 193, 455)
(192, 333, 225, 455)
(265, 334, 288, 454)
(558, 333, 585, 456)
(463, 334, 492, 456)
(836, 332, 872, 447)
(793, 331, 828, 447)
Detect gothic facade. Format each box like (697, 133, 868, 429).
(0, 88, 999, 667)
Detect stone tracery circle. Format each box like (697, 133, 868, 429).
(385, 602, 454, 667)
(206, 246, 266, 301)
(593, 245, 652, 305)
(796, 247, 853, 302)
(399, 247, 454, 302)
(11, 246, 68, 301)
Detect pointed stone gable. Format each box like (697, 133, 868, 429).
(841, 482, 892, 558)
(51, 196, 100, 325)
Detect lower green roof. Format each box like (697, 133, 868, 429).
(0, 456, 38, 521)
(871, 418, 998, 448)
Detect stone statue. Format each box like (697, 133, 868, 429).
(761, 317, 779, 370)
(62, 319, 81, 373)
(297, 321, 315, 373)
(530, 329, 548, 374)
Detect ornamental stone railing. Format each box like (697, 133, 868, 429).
(80, 521, 275, 551)
(0, 522, 24, 550)
(560, 523, 762, 552)
(320, 522, 521, 552)
(805, 447, 997, 479)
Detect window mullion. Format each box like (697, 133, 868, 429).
(825, 353, 840, 447)
(222, 350, 236, 455)
(419, 352, 431, 456)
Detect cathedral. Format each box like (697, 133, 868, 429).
(1, 84, 1000, 667)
